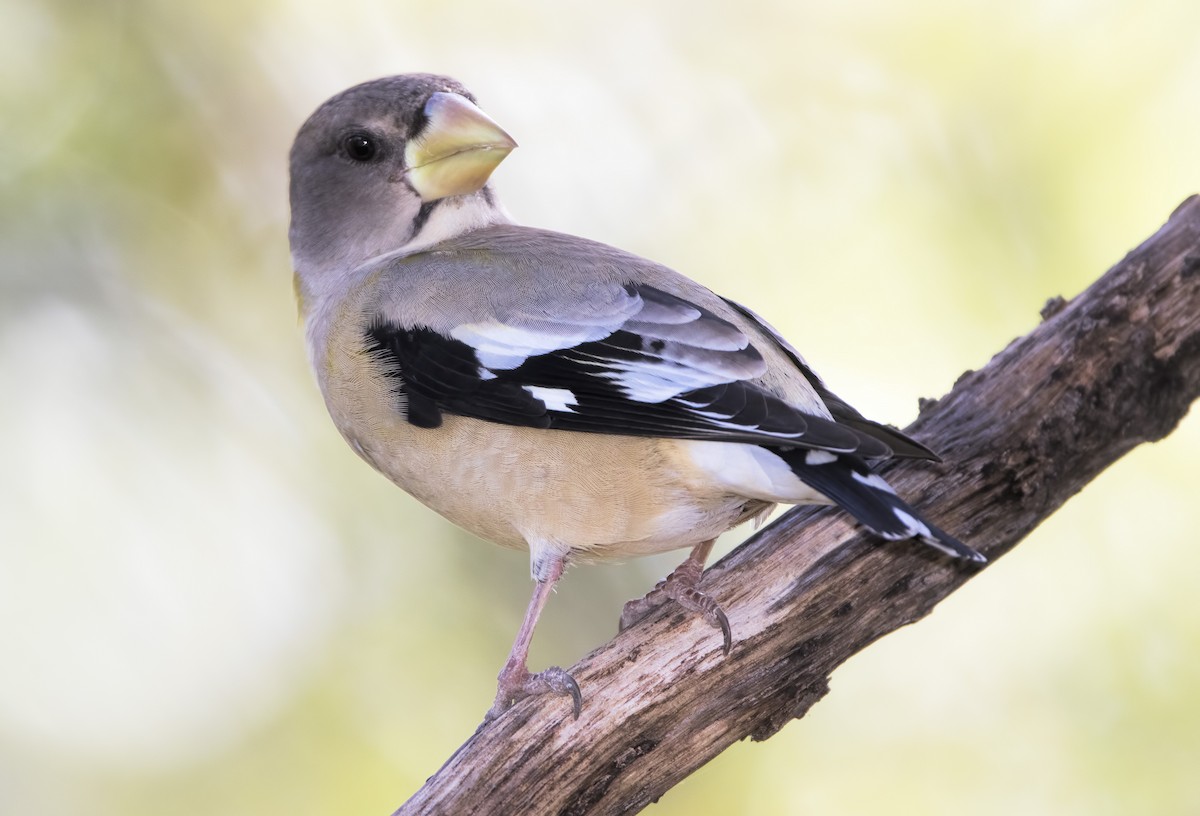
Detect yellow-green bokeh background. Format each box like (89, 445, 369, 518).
(3, 1, 1198, 813)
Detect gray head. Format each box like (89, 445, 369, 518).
(289, 74, 516, 289)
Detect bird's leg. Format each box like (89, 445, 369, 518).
(619, 539, 732, 654)
(486, 553, 582, 721)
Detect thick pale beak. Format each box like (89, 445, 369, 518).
(405, 92, 517, 202)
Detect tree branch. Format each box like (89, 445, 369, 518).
(394, 195, 1200, 816)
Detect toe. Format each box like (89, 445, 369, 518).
(487, 665, 584, 721)
(619, 590, 668, 632)
(627, 577, 733, 653)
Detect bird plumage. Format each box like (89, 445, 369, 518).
(288, 73, 984, 719)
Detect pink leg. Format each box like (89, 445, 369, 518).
(619, 539, 732, 654)
(487, 553, 582, 721)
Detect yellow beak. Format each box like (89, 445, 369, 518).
(405, 92, 517, 202)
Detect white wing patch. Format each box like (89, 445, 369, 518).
(523, 385, 578, 412)
(451, 320, 613, 370)
(600, 360, 733, 403)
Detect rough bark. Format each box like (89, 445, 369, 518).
(394, 195, 1200, 816)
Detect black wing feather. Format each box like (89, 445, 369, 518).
(365, 284, 895, 457)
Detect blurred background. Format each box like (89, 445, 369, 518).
(2, 0, 1198, 813)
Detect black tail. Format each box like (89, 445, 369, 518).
(778, 448, 986, 565)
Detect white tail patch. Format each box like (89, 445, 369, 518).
(850, 468, 898, 495)
(683, 441, 832, 504)
(890, 507, 932, 540)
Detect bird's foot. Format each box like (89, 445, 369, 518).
(619, 556, 732, 655)
(485, 661, 583, 722)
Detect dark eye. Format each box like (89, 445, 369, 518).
(342, 132, 379, 162)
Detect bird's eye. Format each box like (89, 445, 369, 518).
(342, 132, 379, 162)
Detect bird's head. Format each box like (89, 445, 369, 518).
(288, 74, 516, 289)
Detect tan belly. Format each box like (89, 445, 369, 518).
(348, 410, 763, 560)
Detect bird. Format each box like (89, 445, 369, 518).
(288, 73, 985, 721)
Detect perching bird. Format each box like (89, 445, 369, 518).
(289, 73, 985, 721)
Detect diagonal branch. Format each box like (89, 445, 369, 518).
(394, 195, 1200, 816)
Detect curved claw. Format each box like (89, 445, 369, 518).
(680, 585, 733, 655)
(536, 666, 583, 719)
(712, 604, 732, 656)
